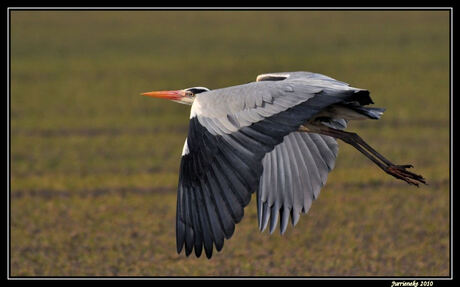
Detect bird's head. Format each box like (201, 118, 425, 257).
(141, 87, 210, 105)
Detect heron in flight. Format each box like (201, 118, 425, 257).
(142, 71, 426, 259)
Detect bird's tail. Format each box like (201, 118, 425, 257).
(348, 106, 386, 120)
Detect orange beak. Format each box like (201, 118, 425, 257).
(141, 90, 186, 101)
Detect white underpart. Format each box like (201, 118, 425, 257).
(189, 97, 203, 119)
(181, 138, 189, 156)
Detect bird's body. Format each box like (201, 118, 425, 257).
(142, 71, 426, 259)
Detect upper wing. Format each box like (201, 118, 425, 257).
(176, 73, 370, 258)
(189, 80, 322, 134)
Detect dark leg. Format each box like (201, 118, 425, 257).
(307, 127, 426, 187)
(347, 132, 417, 171)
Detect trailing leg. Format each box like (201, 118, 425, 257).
(300, 125, 426, 187)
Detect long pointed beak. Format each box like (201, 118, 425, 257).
(141, 90, 186, 100)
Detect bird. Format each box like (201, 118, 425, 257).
(142, 71, 426, 259)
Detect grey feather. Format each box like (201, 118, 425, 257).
(280, 206, 290, 234)
(269, 202, 280, 234)
(309, 133, 337, 171)
(303, 135, 329, 185)
(299, 135, 323, 199)
(261, 201, 270, 232)
(320, 118, 348, 130)
(192, 74, 333, 134)
(278, 143, 293, 235)
(284, 136, 304, 226)
(258, 152, 269, 228)
(257, 132, 339, 233)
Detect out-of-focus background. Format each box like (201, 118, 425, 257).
(10, 10, 450, 276)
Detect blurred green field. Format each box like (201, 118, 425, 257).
(10, 10, 450, 276)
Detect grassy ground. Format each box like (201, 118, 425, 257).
(10, 10, 450, 276)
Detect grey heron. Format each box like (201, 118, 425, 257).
(142, 71, 426, 259)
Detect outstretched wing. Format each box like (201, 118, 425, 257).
(257, 132, 340, 235)
(176, 72, 372, 258)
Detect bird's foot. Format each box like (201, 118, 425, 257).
(385, 164, 426, 187)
